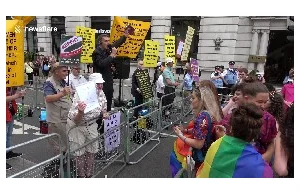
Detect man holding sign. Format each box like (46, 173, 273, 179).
(92, 28, 131, 111)
(131, 59, 151, 118)
(67, 73, 109, 178)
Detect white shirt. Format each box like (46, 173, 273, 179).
(156, 74, 165, 94)
(65, 73, 87, 92)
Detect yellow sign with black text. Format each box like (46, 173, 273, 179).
(143, 40, 159, 68)
(110, 16, 150, 58)
(6, 20, 24, 87)
(164, 35, 176, 65)
(76, 26, 95, 63)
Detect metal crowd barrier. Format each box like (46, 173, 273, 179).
(65, 108, 128, 178)
(6, 133, 64, 178)
(124, 98, 161, 165)
(10, 88, 193, 178)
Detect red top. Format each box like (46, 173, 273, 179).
(6, 87, 17, 122)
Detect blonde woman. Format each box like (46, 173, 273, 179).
(170, 80, 223, 177)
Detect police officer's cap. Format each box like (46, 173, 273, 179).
(229, 61, 235, 66)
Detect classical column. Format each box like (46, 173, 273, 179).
(36, 16, 52, 56)
(257, 29, 270, 72)
(248, 29, 259, 71)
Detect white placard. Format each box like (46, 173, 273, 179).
(176, 41, 184, 55)
(75, 81, 100, 113)
(104, 112, 121, 152)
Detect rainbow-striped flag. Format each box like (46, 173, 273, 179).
(196, 135, 273, 178)
(170, 141, 189, 177)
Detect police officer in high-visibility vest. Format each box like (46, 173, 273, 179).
(223, 61, 238, 94)
(211, 66, 227, 95)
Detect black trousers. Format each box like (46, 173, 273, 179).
(162, 86, 175, 113)
(103, 83, 114, 112)
(26, 73, 33, 85)
(133, 93, 144, 118)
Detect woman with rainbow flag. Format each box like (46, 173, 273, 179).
(170, 80, 223, 177)
(196, 103, 273, 178)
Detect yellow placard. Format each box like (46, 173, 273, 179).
(76, 26, 95, 63)
(12, 16, 35, 26)
(143, 40, 159, 68)
(6, 20, 24, 87)
(181, 26, 195, 61)
(110, 16, 151, 58)
(164, 35, 176, 65)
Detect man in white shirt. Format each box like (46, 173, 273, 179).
(65, 65, 87, 97)
(156, 73, 165, 99)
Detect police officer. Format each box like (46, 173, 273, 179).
(223, 61, 238, 94)
(211, 66, 226, 94)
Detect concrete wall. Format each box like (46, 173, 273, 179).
(198, 16, 240, 80)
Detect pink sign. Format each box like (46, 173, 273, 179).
(190, 58, 199, 82)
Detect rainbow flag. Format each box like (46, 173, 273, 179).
(196, 135, 273, 178)
(170, 141, 189, 177)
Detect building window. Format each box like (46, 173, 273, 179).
(51, 16, 65, 59)
(171, 16, 200, 60)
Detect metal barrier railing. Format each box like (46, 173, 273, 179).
(124, 98, 161, 165)
(6, 133, 64, 178)
(10, 87, 193, 178)
(65, 108, 127, 178)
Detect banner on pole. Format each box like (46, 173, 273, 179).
(181, 26, 195, 61)
(76, 26, 95, 63)
(143, 40, 159, 68)
(59, 35, 83, 66)
(110, 16, 150, 58)
(6, 20, 24, 87)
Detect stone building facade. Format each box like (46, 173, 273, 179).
(26, 16, 291, 80)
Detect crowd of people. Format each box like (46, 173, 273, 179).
(6, 28, 294, 178)
(170, 63, 294, 178)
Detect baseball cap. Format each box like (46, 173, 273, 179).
(165, 57, 174, 64)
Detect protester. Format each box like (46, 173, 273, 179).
(197, 103, 273, 178)
(152, 56, 161, 86)
(274, 104, 294, 177)
(67, 73, 109, 178)
(43, 62, 72, 153)
(92, 29, 129, 111)
(131, 59, 148, 118)
(6, 87, 26, 170)
(156, 66, 165, 99)
(24, 60, 34, 86)
(42, 56, 51, 78)
(162, 57, 180, 116)
(183, 63, 193, 97)
(170, 81, 223, 177)
(65, 65, 87, 97)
